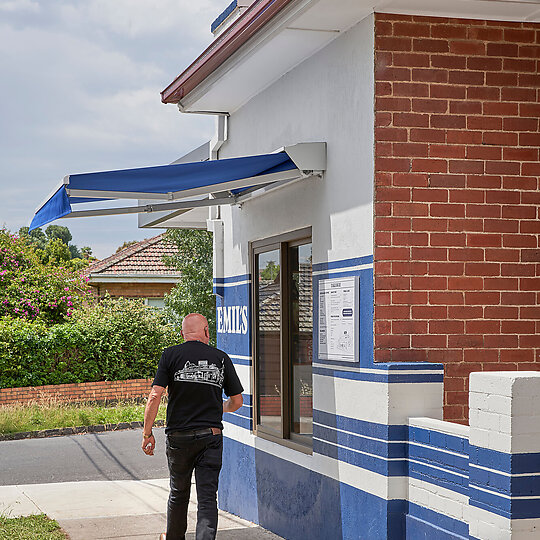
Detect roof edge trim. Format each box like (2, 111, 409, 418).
(161, 0, 294, 105)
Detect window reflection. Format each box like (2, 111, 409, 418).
(256, 249, 281, 435)
(289, 243, 313, 442)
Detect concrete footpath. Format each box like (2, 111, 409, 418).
(0, 478, 282, 539)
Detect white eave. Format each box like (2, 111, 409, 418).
(181, 0, 540, 114)
(88, 274, 182, 283)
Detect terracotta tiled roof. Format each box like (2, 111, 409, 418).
(85, 234, 180, 276)
(258, 263, 312, 332)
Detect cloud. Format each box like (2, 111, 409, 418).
(0, 0, 226, 257)
(0, 0, 39, 13)
(59, 0, 220, 40)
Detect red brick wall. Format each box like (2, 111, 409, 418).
(0, 379, 154, 406)
(374, 14, 540, 423)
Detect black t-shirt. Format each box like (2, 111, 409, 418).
(152, 340, 243, 433)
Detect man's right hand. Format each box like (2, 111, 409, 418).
(142, 434, 156, 456)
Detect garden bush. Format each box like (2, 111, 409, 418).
(0, 297, 182, 389)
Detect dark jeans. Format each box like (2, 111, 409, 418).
(165, 431, 223, 540)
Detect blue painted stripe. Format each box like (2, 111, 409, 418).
(213, 274, 251, 284)
(409, 443, 468, 474)
(315, 424, 406, 459)
(470, 465, 540, 498)
(210, 0, 237, 33)
(469, 485, 540, 519)
(409, 426, 469, 456)
(224, 412, 252, 430)
(377, 362, 443, 371)
(313, 366, 443, 383)
(315, 358, 443, 372)
(313, 268, 372, 280)
(409, 463, 469, 496)
(312, 255, 373, 272)
(230, 356, 251, 366)
(406, 515, 469, 540)
(241, 393, 252, 406)
(232, 404, 252, 419)
(408, 503, 469, 537)
(470, 446, 540, 474)
(314, 410, 407, 441)
(314, 438, 408, 476)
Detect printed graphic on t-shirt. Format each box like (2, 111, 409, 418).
(173, 360, 224, 388)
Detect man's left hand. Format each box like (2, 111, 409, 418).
(142, 434, 156, 455)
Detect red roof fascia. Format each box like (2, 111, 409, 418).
(161, 0, 294, 105)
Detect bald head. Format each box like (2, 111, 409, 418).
(181, 313, 210, 344)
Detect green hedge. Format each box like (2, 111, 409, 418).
(0, 297, 182, 389)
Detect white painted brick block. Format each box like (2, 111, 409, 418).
(486, 394, 512, 414)
(512, 375, 540, 398)
(428, 492, 463, 520)
(512, 415, 540, 435)
(499, 413, 512, 434)
(477, 410, 502, 431)
(468, 506, 513, 540)
(470, 372, 515, 397)
(470, 390, 489, 410)
(422, 406, 443, 421)
(488, 431, 512, 454)
(469, 408, 481, 425)
(470, 427, 491, 448)
(512, 396, 535, 417)
(388, 382, 443, 424)
(408, 483, 425, 506)
(512, 433, 540, 454)
(511, 518, 540, 536)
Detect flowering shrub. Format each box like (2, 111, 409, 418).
(0, 298, 182, 388)
(0, 230, 182, 389)
(0, 230, 90, 324)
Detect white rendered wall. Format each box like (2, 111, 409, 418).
(218, 14, 375, 277)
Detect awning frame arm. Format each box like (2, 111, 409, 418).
(63, 195, 232, 219)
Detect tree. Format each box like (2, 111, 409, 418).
(18, 226, 48, 250)
(162, 229, 215, 342)
(45, 225, 72, 245)
(81, 246, 94, 260)
(115, 240, 138, 253)
(69, 244, 82, 259)
(260, 260, 279, 281)
(41, 238, 72, 265)
(18, 225, 91, 265)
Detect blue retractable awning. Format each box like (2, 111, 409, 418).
(29, 143, 326, 231)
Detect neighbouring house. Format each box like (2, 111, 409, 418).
(29, 0, 540, 538)
(84, 234, 180, 308)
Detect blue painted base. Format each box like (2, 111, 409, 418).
(406, 515, 468, 540)
(219, 436, 406, 540)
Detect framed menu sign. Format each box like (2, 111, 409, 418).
(318, 276, 359, 362)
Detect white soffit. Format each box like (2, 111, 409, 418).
(183, 0, 373, 113)
(139, 206, 209, 229)
(183, 0, 540, 114)
(377, 0, 540, 20)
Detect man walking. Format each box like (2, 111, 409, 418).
(142, 313, 243, 540)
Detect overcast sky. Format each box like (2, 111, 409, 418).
(0, 0, 226, 258)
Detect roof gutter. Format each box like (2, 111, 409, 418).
(161, 0, 295, 106)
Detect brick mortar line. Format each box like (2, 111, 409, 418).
(0, 419, 165, 442)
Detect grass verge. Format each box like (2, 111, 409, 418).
(0, 514, 67, 539)
(0, 399, 167, 436)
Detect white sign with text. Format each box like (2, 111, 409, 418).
(318, 276, 359, 362)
